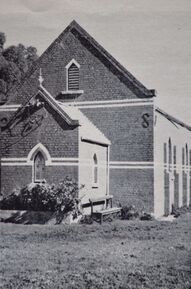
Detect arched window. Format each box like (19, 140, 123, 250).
(93, 154, 98, 186)
(182, 147, 185, 166)
(164, 143, 167, 164)
(173, 145, 177, 165)
(34, 151, 45, 182)
(168, 138, 172, 171)
(66, 60, 80, 91)
(185, 144, 188, 166)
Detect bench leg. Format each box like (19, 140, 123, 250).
(100, 214, 103, 225)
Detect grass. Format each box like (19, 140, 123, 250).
(0, 213, 191, 289)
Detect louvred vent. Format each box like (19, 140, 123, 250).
(68, 63, 79, 90)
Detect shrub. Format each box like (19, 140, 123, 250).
(121, 205, 139, 220)
(171, 205, 191, 218)
(80, 215, 94, 224)
(140, 212, 154, 221)
(19, 182, 55, 211)
(53, 177, 84, 224)
(0, 177, 84, 223)
(0, 190, 21, 210)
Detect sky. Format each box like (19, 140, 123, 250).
(0, 0, 191, 124)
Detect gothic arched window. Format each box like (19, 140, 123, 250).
(168, 138, 172, 171)
(34, 151, 45, 182)
(185, 144, 188, 166)
(93, 154, 98, 186)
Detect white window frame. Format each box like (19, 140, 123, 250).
(65, 59, 81, 92)
(92, 153, 98, 188)
(27, 143, 51, 182)
(34, 151, 46, 183)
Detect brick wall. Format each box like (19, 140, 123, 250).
(8, 28, 151, 105)
(110, 168, 154, 213)
(0, 166, 32, 195)
(81, 105, 154, 162)
(1, 102, 79, 158)
(0, 165, 78, 196)
(0, 103, 79, 195)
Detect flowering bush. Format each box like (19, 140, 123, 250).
(0, 177, 84, 223)
(53, 177, 84, 223)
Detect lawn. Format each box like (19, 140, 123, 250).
(0, 213, 191, 289)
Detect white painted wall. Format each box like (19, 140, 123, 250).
(78, 137, 108, 206)
(154, 109, 191, 216)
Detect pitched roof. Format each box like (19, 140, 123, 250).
(67, 21, 155, 98)
(37, 85, 78, 126)
(6, 20, 155, 104)
(38, 85, 110, 145)
(58, 102, 111, 146)
(155, 107, 191, 132)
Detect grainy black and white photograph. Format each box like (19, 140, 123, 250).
(0, 0, 191, 288)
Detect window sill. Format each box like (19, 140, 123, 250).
(61, 90, 84, 95)
(34, 180, 46, 183)
(92, 184, 99, 188)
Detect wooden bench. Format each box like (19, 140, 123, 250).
(89, 195, 121, 224)
(93, 207, 121, 224)
(89, 195, 113, 215)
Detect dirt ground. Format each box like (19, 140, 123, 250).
(0, 213, 191, 289)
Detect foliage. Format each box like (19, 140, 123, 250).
(121, 205, 154, 221)
(80, 215, 94, 224)
(121, 205, 140, 220)
(0, 32, 38, 103)
(0, 32, 6, 50)
(140, 212, 153, 221)
(54, 177, 84, 224)
(0, 177, 84, 223)
(172, 205, 191, 218)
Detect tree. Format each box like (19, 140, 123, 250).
(0, 32, 38, 104)
(0, 32, 6, 52)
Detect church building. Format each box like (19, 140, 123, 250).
(0, 21, 190, 216)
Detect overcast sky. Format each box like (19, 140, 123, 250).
(1, 0, 191, 124)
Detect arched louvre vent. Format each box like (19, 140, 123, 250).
(68, 63, 79, 90)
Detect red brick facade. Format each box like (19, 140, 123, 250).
(1, 21, 155, 213)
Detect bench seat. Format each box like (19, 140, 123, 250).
(93, 207, 121, 224)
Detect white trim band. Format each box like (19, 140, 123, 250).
(0, 105, 21, 111)
(59, 98, 154, 108)
(110, 165, 153, 169)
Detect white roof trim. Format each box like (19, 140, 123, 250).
(65, 59, 80, 69)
